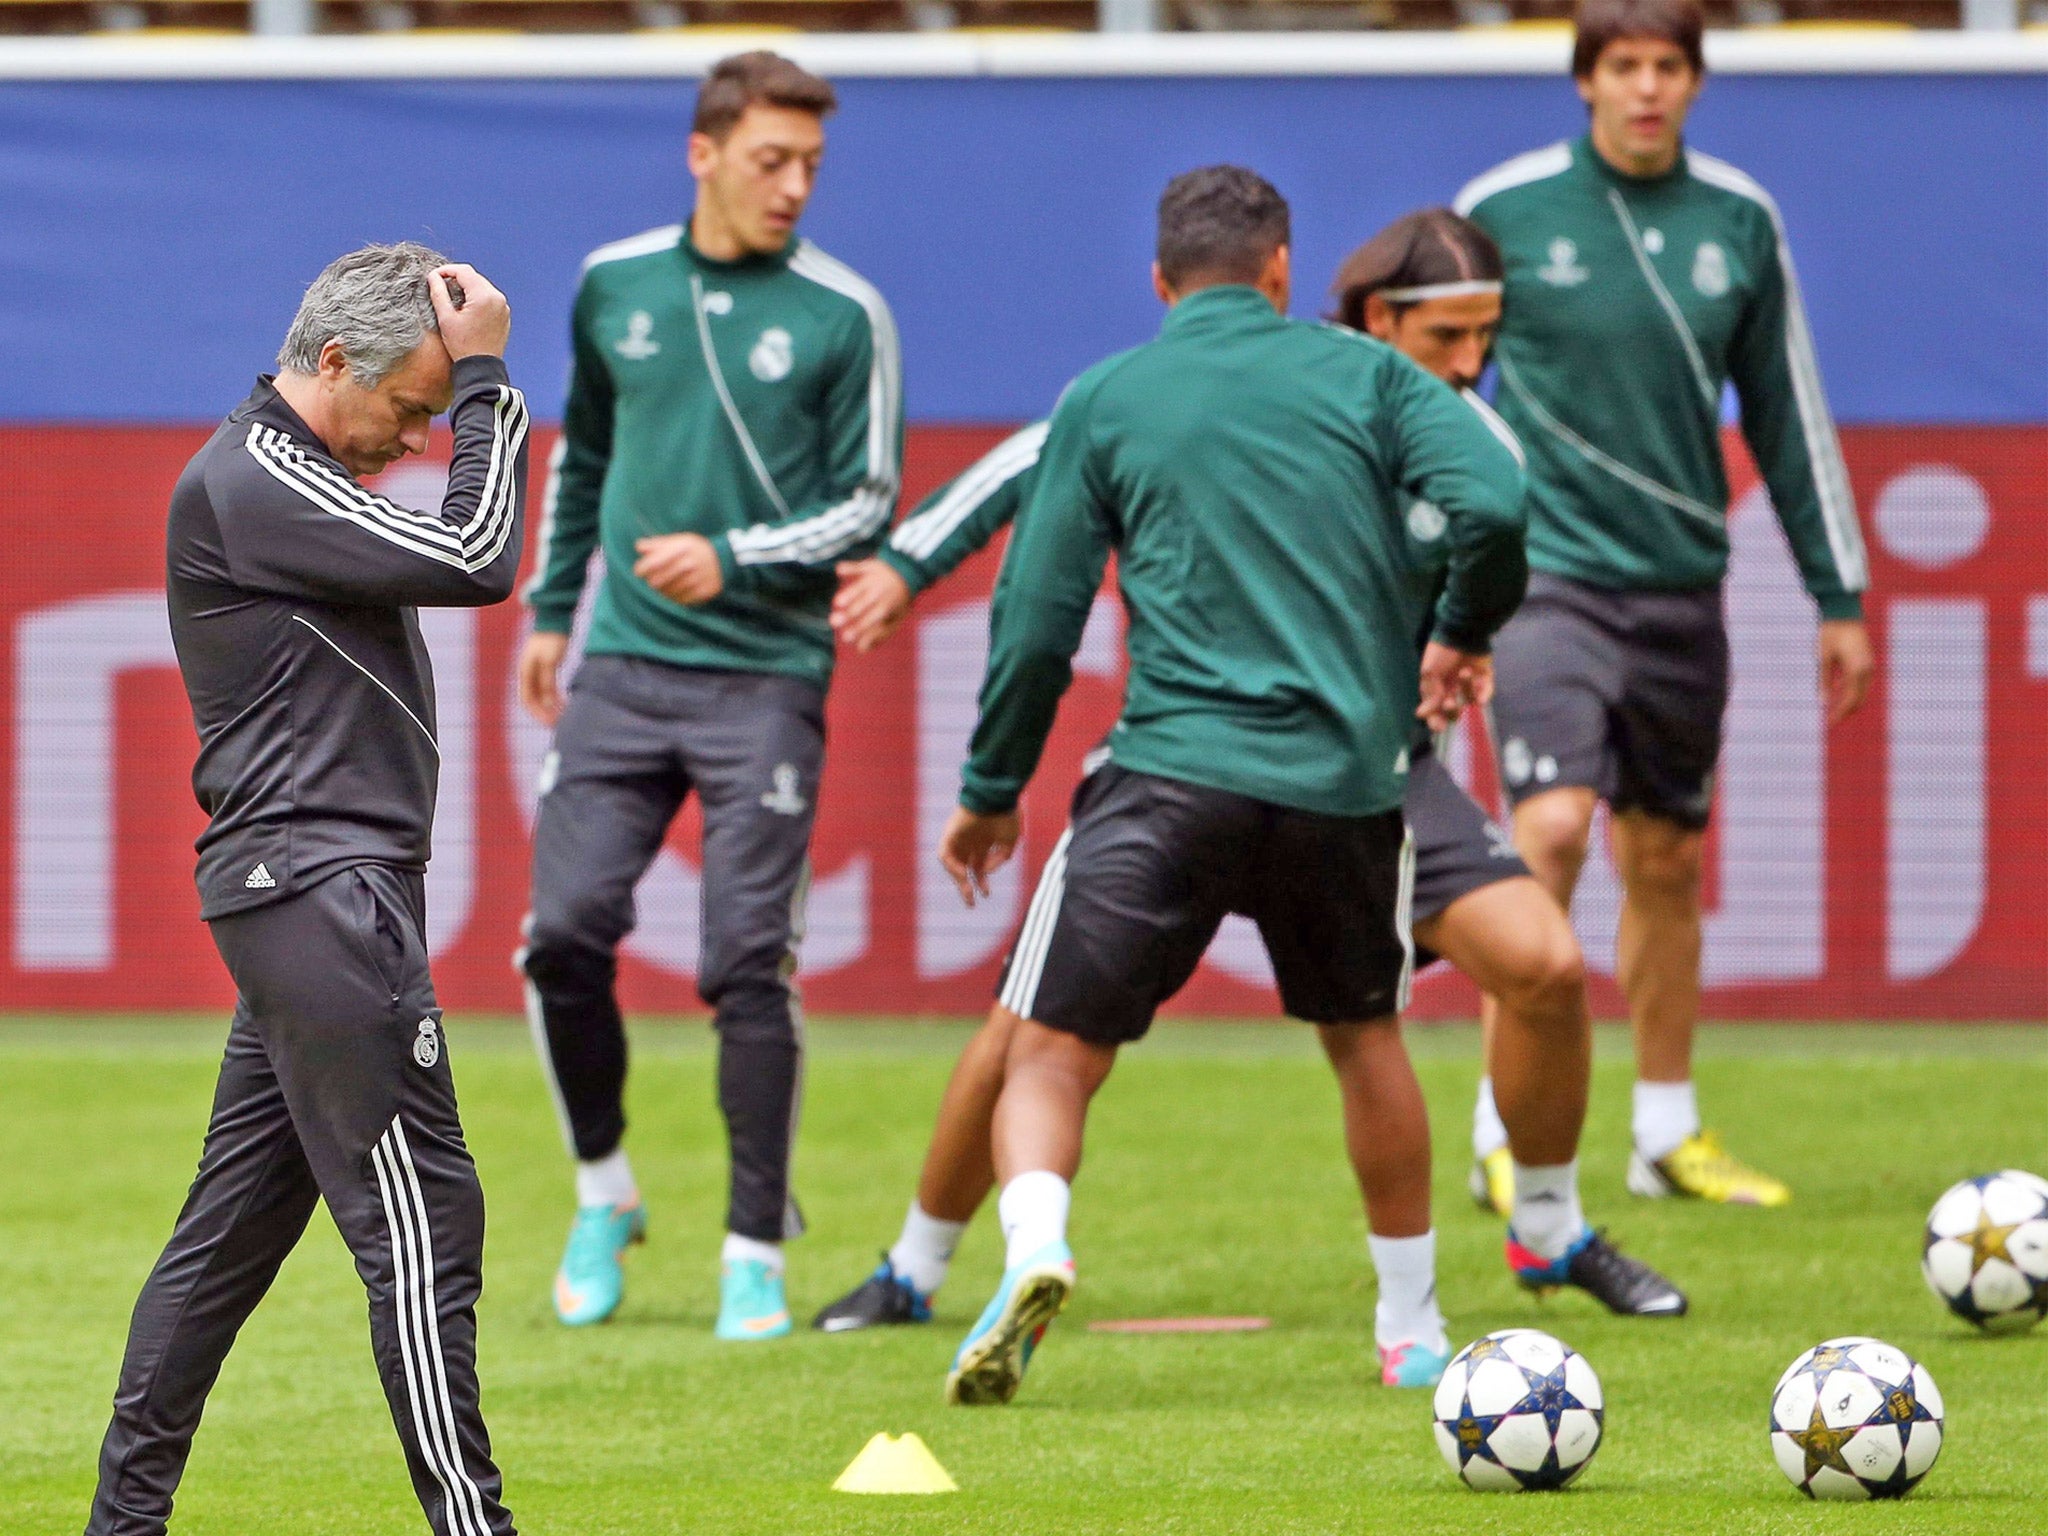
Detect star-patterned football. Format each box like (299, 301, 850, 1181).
(1768, 1337, 1944, 1500)
(1922, 1170, 2048, 1331)
(1431, 1329, 1603, 1491)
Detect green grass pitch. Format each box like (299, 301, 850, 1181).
(4, 1016, 2044, 1534)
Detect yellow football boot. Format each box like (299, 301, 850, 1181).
(1628, 1130, 1791, 1208)
(1468, 1146, 1515, 1217)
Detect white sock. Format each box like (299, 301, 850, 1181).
(1510, 1160, 1586, 1261)
(575, 1149, 637, 1210)
(1367, 1231, 1448, 1354)
(1471, 1076, 1508, 1160)
(1633, 1080, 1700, 1162)
(887, 1201, 968, 1296)
(997, 1171, 1071, 1271)
(722, 1232, 784, 1274)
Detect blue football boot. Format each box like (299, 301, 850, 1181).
(944, 1240, 1075, 1406)
(1378, 1338, 1452, 1388)
(552, 1202, 647, 1326)
(715, 1257, 794, 1341)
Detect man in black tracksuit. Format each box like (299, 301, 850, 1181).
(85, 246, 527, 1536)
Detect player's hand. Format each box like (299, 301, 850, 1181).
(634, 533, 724, 605)
(938, 806, 1021, 908)
(431, 264, 511, 360)
(1416, 641, 1493, 732)
(517, 631, 571, 726)
(1818, 618, 1876, 724)
(831, 559, 914, 652)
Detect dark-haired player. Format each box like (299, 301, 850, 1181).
(816, 208, 1686, 1362)
(830, 170, 1530, 1400)
(518, 50, 901, 1340)
(1455, 0, 1873, 1207)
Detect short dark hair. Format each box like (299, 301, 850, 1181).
(1572, 0, 1706, 79)
(1329, 208, 1503, 332)
(1156, 166, 1291, 289)
(693, 51, 838, 141)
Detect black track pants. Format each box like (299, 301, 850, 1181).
(520, 656, 822, 1242)
(86, 866, 514, 1536)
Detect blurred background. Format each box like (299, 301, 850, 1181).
(0, 20, 2041, 1024)
(1, 0, 2045, 40)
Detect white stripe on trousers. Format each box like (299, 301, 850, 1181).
(998, 829, 1072, 1020)
(1393, 827, 1417, 1013)
(370, 1117, 491, 1536)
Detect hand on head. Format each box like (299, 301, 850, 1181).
(431, 264, 511, 360)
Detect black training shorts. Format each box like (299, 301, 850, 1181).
(995, 763, 1413, 1044)
(1487, 572, 1729, 831)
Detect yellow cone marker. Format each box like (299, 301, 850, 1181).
(831, 1432, 959, 1495)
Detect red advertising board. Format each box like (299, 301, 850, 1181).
(0, 423, 2041, 1019)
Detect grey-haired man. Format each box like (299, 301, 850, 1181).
(86, 244, 526, 1536)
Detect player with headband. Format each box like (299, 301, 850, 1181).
(1332, 208, 1684, 1312)
(813, 208, 1687, 1384)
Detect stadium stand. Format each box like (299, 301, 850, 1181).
(0, 0, 2033, 39)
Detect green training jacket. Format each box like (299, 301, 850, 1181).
(959, 284, 1529, 821)
(524, 223, 903, 687)
(886, 417, 1464, 759)
(1457, 136, 1866, 619)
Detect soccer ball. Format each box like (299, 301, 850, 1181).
(1922, 1170, 2048, 1331)
(1431, 1329, 1603, 1491)
(1768, 1337, 1943, 1500)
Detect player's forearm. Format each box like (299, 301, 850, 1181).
(1433, 529, 1529, 653)
(714, 477, 897, 593)
(959, 652, 1074, 815)
(523, 482, 603, 629)
(429, 360, 533, 604)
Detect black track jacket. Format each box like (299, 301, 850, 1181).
(167, 355, 529, 919)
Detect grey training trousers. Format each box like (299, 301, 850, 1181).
(520, 655, 823, 1242)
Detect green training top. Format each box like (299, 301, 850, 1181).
(885, 417, 1471, 760)
(1457, 136, 1866, 619)
(959, 284, 1529, 821)
(524, 223, 904, 687)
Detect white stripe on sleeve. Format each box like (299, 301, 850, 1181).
(891, 421, 1049, 561)
(245, 384, 527, 574)
(1686, 150, 1867, 593)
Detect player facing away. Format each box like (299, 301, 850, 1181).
(1455, 0, 1873, 1207)
(88, 246, 527, 1536)
(932, 166, 1529, 1405)
(816, 208, 1685, 1358)
(518, 51, 902, 1340)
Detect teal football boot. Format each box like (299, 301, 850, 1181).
(552, 1202, 646, 1327)
(1378, 1338, 1452, 1388)
(945, 1240, 1075, 1406)
(715, 1258, 793, 1341)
